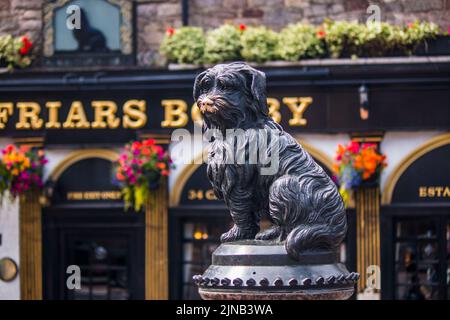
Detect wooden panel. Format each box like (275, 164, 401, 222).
(19, 191, 43, 300)
(145, 179, 168, 300)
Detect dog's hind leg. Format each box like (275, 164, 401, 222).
(267, 175, 347, 259)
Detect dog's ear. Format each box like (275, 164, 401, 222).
(193, 70, 208, 101)
(240, 66, 269, 117)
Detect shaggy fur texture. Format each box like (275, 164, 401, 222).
(194, 62, 346, 259)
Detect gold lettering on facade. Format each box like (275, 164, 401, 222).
(187, 189, 217, 201)
(63, 101, 90, 129)
(123, 99, 147, 129)
(418, 186, 450, 198)
(283, 97, 313, 126)
(190, 102, 203, 126)
(2, 96, 315, 130)
(45, 101, 62, 129)
(16, 102, 44, 129)
(91, 101, 121, 129)
(67, 191, 122, 200)
(267, 98, 281, 123)
(161, 99, 188, 128)
(0, 102, 13, 129)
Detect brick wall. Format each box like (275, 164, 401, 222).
(0, 0, 449, 67)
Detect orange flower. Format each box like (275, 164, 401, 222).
(116, 172, 125, 181)
(141, 147, 151, 156)
(362, 171, 371, 180)
(316, 29, 326, 39)
(157, 162, 166, 170)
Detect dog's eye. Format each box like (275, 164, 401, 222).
(202, 78, 212, 90)
(217, 79, 233, 91)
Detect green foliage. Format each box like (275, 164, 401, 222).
(354, 22, 400, 57)
(240, 26, 279, 63)
(323, 20, 441, 58)
(0, 35, 33, 69)
(204, 24, 242, 64)
(277, 23, 326, 61)
(159, 21, 443, 65)
(323, 20, 365, 58)
(160, 27, 205, 64)
(395, 21, 440, 55)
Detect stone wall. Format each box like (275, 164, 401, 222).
(0, 0, 449, 66)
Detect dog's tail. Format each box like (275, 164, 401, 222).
(269, 174, 347, 260)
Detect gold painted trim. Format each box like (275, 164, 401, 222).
(169, 140, 335, 207)
(48, 149, 119, 182)
(297, 139, 334, 173)
(169, 150, 207, 207)
(138, 133, 171, 145)
(381, 132, 450, 205)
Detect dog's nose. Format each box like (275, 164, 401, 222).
(199, 97, 214, 112)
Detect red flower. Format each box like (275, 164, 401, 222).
(19, 36, 32, 56)
(239, 24, 246, 31)
(142, 138, 155, 146)
(131, 141, 142, 150)
(316, 29, 326, 39)
(166, 27, 175, 36)
(19, 47, 29, 55)
(407, 22, 414, 29)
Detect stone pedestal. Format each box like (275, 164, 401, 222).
(194, 241, 358, 300)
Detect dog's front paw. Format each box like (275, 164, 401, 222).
(255, 226, 281, 240)
(220, 225, 256, 242)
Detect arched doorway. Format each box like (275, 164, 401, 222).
(381, 133, 450, 300)
(42, 150, 145, 300)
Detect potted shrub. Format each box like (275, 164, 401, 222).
(160, 27, 205, 69)
(203, 24, 243, 65)
(277, 22, 326, 61)
(397, 21, 443, 56)
(240, 26, 279, 63)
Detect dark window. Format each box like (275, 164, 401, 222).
(393, 216, 448, 300)
(180, 220, 231, 300)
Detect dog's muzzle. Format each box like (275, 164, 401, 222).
(198, 97, 217, 114)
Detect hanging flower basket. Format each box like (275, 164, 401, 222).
(333, 141, 387, 207)
(113, 139, 172, 212)
(0, 145, 47, 202)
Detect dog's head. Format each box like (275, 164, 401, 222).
(193, 62, 269, 130)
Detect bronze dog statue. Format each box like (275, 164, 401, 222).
(194, 62, 346, 260)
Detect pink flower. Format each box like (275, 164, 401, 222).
(348, 141, 360, 154)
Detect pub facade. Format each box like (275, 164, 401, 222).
(0, 0, 449, 300)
